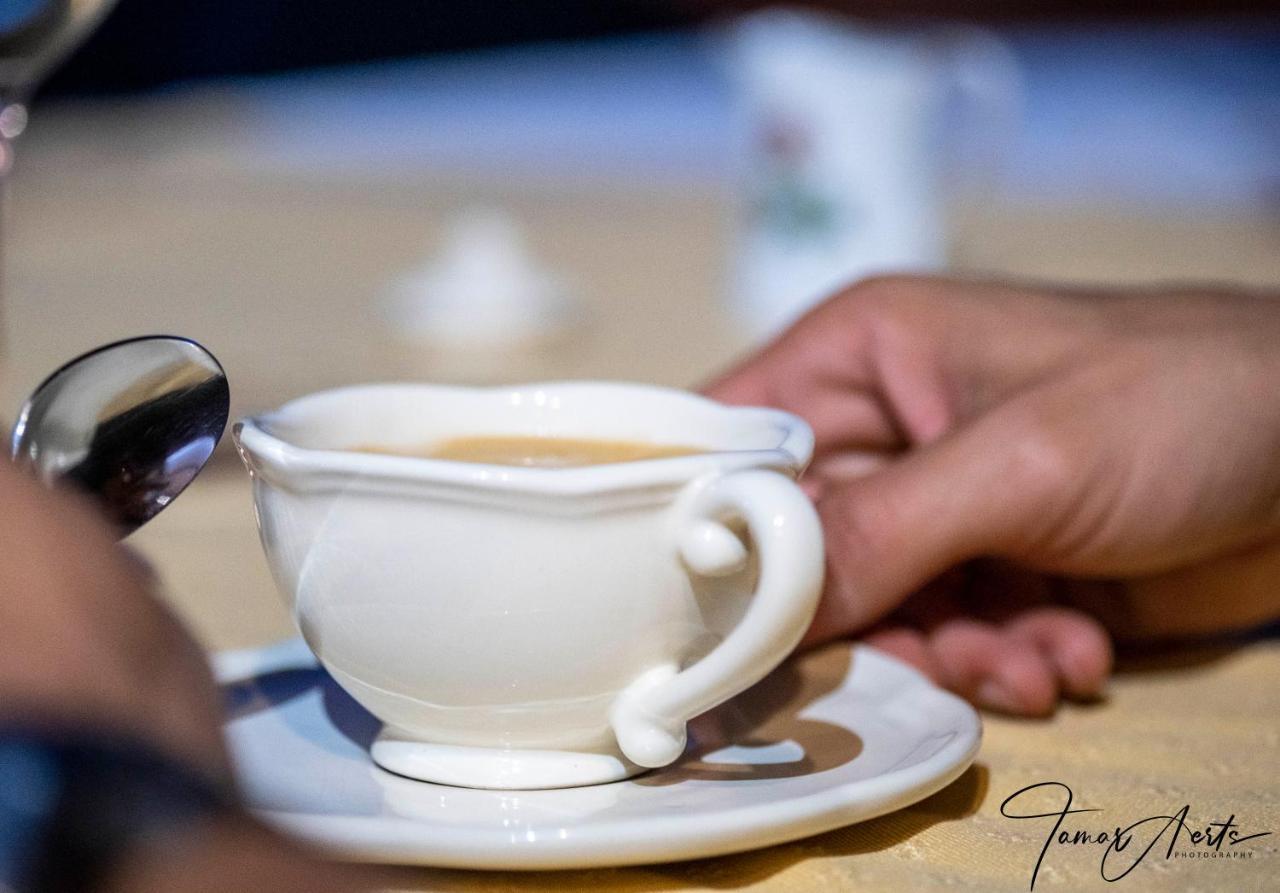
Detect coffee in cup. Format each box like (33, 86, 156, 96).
(351, 435, 704, 467)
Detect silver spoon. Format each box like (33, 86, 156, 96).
(11, 335, 230, 537)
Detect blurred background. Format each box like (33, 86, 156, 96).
(1, 0, 1277, 646)
(3, 0, 1279, 430)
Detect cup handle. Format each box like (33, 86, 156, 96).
(609, 469, 824, 768)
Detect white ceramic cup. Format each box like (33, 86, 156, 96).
(234, 382, 824, 789)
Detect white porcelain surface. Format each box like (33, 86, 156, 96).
(219, 638, 982, 869)
(233, 382, 825, 788)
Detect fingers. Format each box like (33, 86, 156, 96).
(804, 451, 889, 497)
(810, 399, 1071, 643)
(703, 283, 902, 454)
(709, 364, 902, 454)
(702, 287, 873, 407)
(792, 390, 904, 453)
(930, 620, 1059, 716)
(861, 627, 939, 679)
(865, 619, 1073, 717)
(1005, 606, 1113, 700)
(864, 600, 1113, 716)
(864, 621, 1057, 716)
(0, 464, 231, 778)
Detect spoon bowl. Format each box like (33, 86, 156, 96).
(11, 335, 230, 536)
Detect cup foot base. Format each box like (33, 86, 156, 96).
(371, 728, 646, 789)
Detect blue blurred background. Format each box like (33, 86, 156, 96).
(39, 2, 1280, 213)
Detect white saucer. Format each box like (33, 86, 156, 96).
(217, 639, 981, 870)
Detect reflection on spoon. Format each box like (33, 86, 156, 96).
(10, 335, 230, 536)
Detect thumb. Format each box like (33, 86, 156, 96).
(804, 405, 1067, 645)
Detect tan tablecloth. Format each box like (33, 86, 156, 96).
(6, 94, 1280, 892)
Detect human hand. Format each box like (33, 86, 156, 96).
(707, 276, 1280, 715)
(0, 462, 229, 776)
(0, 463, 385, 890)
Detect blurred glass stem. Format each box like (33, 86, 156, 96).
(0, 95, 16, 384)
(0, 0, 119, 379)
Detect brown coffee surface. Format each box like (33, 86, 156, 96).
(352, 435, 704, 467)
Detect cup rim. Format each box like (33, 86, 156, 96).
(234, 381, 813, 496)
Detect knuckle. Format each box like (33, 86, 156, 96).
(785, 275, 940, 366)
(1003, 410, 1076, 505)
(826, 275, 954, 358)
(835, 274, 933, 317)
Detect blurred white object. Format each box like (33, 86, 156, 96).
(726, 10, 1020, 336)
(386, 208, 575, 344)
(383, 208, 583, 382)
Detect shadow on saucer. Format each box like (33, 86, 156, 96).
(633, 643, 862, 786)
(321, 674, 381, 749)
(223, 668, 319, 720)
(223, 666, 381, 752)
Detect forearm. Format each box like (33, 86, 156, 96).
(99, 816, 381, 893)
